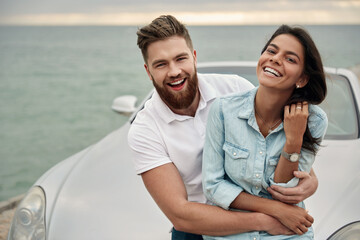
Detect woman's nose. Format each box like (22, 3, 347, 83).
(270, 54, 281, 65)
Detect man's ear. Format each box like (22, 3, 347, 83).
(193, 50, 197, 66)
(296, 74, 309, 88)
(144, 64, 152, 80)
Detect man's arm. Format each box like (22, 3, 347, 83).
(141, 163, 292, 236)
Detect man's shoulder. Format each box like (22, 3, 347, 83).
(127, 103, 160, 149)
(128, 97, 158, 134)
(198, 73, 247, 84)
(198, 73, 254, 95)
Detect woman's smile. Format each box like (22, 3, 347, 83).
(257, 34, 306, 91)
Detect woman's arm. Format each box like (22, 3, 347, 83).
(274, 102, 309, 183)
(202, 98, 244, 209)
(230, 191, 313, 235)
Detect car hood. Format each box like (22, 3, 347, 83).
(37, 122, 171, 240)
(305, 138, 360, 239)
(36, 124, 360, 240)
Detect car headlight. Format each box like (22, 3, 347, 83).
(328, 221, 360, 240)
(7, 186, 46, 240)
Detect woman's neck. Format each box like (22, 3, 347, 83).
(255, 87, 289, 121)
(254, 86, 292, 136)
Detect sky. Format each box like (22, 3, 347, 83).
(0, 0, 360, 25)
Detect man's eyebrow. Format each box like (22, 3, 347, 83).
(176, 52, 190, 58)
(151, 52, 190, 67)
(151, 59, 166, 67)
(268, 43, 301, 61)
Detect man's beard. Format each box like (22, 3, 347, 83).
(151, 69, 198, 110)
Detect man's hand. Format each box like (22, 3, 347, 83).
(267, 170, 318, 204)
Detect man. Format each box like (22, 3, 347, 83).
(128, 15, 318, 239)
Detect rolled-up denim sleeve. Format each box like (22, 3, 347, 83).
(269, 106, 328, 188)
(202, 98, 244, 210)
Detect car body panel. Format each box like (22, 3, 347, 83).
(35, 124, 171, 239)
(307, 138, 360, 239)
(16, 61, 359, 239)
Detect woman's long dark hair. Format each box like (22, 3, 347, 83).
(262, 25, 327, 154)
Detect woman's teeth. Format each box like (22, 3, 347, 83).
(264, 67, 281, 77)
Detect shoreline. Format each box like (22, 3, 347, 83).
(349, 64, 360, 80)
(0, 195, 23, 240)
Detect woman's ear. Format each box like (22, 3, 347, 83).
(296, 74, 309, 88)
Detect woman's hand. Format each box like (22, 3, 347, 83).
(283, 102, 309, 150)
(261, 214, 294, 236)
(273, 202, 314, 235)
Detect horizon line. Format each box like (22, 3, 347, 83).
(1, 11, 359, 26)
(1, 23, 360, 27)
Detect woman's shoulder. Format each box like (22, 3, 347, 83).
(308, 104, 328, 136)
(308, 104, 327, 121)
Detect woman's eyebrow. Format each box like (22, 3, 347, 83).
(269, 43, 301, 61)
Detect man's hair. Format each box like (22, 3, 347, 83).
(137, 15, 193, 63)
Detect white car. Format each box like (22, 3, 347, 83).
(8, 62, 360, 240)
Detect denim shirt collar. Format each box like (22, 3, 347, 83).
(237, 87, 283, 134)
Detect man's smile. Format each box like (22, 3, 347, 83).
(167, 77, 186, 91)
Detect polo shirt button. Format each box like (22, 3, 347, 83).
(255, 186, 259, 189)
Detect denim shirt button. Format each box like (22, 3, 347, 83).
(255, 174, 260, 178)
(259, 151, 263, 154)
(233, 152, 237, 156)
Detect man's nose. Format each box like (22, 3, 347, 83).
(168, 62, 181, 77)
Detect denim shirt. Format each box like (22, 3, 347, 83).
(202, 87, 328, 211)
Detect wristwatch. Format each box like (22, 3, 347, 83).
(281, 150, 300, 162)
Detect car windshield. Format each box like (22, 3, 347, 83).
(198, 65, 359, 140)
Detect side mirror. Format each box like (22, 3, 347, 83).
(111, 95, 137, 116)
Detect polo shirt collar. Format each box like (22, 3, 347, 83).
(153, 74, 217, 124)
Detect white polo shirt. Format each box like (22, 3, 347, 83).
(128, 73, 254, 203)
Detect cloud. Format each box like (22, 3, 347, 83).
(0, 0, 359, 25)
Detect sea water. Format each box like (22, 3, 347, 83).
(1, 25, 359, 201)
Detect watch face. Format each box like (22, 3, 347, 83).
(290, 154, 299, 162)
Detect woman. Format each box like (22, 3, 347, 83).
(202, 25, 328, 239)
